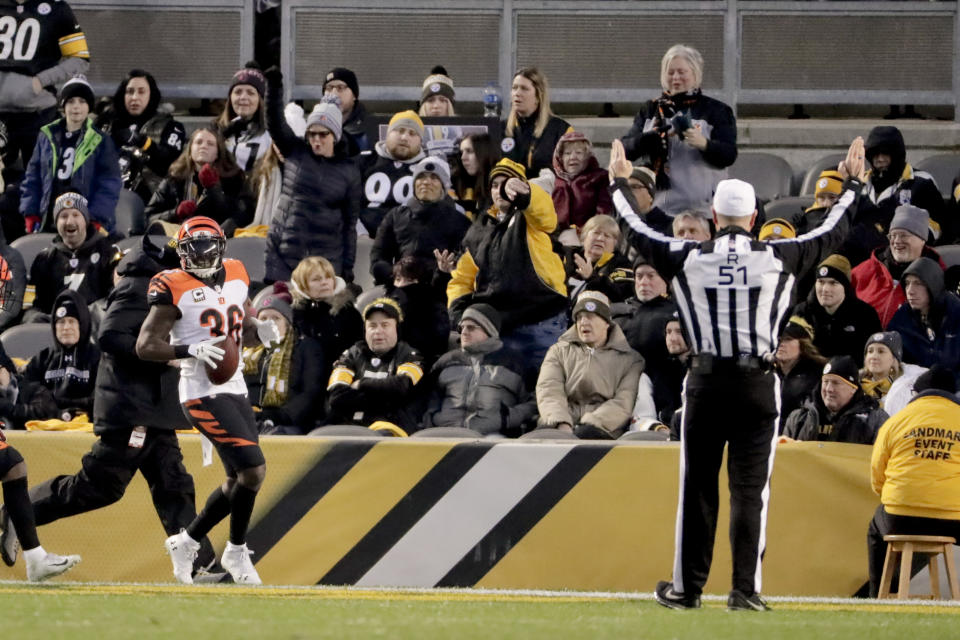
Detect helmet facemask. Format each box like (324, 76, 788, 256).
(177, 234, 225, 278)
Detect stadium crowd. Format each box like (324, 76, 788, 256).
(0, 0, 959, 590)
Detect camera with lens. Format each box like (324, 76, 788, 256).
(670, 112, 692, 135)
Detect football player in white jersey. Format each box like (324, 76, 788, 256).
(136, 216, 279, 585)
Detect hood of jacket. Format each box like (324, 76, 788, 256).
(551, 131, 599, 181)
(374, 140, 426, 165)
(50, 288, 93, 348)
(866, 126, 907, 189)
(902, 256, 946, 301)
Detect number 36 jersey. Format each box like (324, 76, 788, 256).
(147, 259, 249, 401)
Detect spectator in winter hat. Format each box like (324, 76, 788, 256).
(887, 257, 960, 385)
(322, 67, 368, 156)
(217, 62, 272, 176)
(536, 289, 644, 439)
(859, 330, 927, 417)
(356, 110, 427, 235)
(371, 155, 469, 285)
(781, 354, 887, 444)
(418, 66, 455, 117)
(792, 253, 882, 365)
(851, 204, 946, 327)
(551, 131, 613, 235)
(19, 75, 122, 234)
(29, 192, 121, 318)
(262, 66, 362, 284)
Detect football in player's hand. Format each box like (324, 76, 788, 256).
(205, 335, 239, 385)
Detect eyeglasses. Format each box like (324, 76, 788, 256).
(324, 82, 349, 92)
(306, 130, 333, 139)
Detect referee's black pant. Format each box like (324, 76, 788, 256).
(673, 367, 779, 596)
(27, 428, 217, 571)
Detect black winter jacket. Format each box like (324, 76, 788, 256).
(501, 112, 571, 177)
(792, 287, 882, 366)
(245, 331, 326, 432)
(782, 385, 887, 444)
(326, 340, 425, 432)
(292, 287, 363, 386)
(264, 75, 362, 282)
(30, 226, 120, 314)
(144, 170, 252, 237)
(93, 234, 187, 433)
(371, 195, 470, 278)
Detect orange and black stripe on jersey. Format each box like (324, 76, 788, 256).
(147, 261, 248, 308)
(183, 399, 256, 448)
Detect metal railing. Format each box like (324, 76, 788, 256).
(71, 0, 960, 118)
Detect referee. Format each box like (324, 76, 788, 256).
(608, 137, 867, 611)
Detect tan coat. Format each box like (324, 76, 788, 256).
(536, 323, 644, 436)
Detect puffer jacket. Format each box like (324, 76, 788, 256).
(19, 117, 122, 232)
(292, 282, 363, 385)
(21, 289, 100, 419)
(782, 384, 887, 444)
(93, 233, 187, 433)
(551, 132, 613, 230)
(851, 245, 944, 328)
(887, 257, 960, 384)
(29, 225, 120, 314)
(264, 74, 361, 282)
(145, 171, 252, 236)
(447, 182, 568, 331)
(426, 338, 536, 435)
(535, 323, 644, 436)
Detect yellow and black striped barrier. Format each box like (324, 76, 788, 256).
(1, 432, 878, 596)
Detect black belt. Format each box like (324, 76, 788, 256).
(689, 353, 768, 374)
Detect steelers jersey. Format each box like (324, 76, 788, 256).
(0, 0, 89, 76)
(147, 259, 249, 401)
(226, 126, 271, 174)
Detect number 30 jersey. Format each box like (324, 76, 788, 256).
(0, 0, 89, 76)
(147, 259, 249, 401)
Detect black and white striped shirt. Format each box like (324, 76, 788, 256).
(610, 180, 859, 358)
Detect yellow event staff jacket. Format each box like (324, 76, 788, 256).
(871, 391, 960, 520)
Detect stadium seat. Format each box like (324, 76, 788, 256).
(764, 196, 813, 222)
(915, 154, 960, 198)
(225, 236, 266, 284)
(115, 234, 143, 253)
(727, 152, 794, 202)
(0, 323, 53, 361)
(618, 430, 670, 442)
(114, 189, 147, 237)
(800, 153, 845, 195)
(519, 428, 579, 440)
(878, 534, 959, 600)
(936, 244, 960, 268)
(10, 233, 57, 281)
(354, 234, 375, 292)
(410, 426, 483, 438)
(307, 425, 387, 438)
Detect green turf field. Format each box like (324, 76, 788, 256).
(4, 583, 960, 640)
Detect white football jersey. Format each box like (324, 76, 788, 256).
(148, 259, 249, 401)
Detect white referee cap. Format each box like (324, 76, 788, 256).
(712, 179, 756, 217)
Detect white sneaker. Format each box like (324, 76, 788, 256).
(221, 543, 261, 585)
(165, 531, 200, 584)
(0, 507, 19, 567)
(26, 552, 80, 582)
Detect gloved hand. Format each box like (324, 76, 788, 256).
(187, 335, 226, 368)
(176, 200, 197, 220)
(24, 215, 40, 233)
(264, 65, 283, 84)
(251, 316, 281, 348)
(198, 163, 220, 189)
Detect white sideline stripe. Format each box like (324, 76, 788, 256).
(356, 443, 578, 587)
(3, 580, 960, 607)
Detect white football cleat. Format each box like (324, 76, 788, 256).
(165, 531, 200, 584)
(221, 543, 261, 585)
(26, 552, 80, 582)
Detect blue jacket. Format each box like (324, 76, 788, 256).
(20, 117, 122, 232)
(888, 293, 960, 385)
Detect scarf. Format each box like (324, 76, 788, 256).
(860, 375, 893, 400)
(242, 329, 296, 407)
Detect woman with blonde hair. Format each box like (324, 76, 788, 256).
(500, 67, 571, 177)
(860, 331, 926, 416)
(561, 214, 633, 303)
(621, 44, 737, 214)
(288, 256, 362, 382)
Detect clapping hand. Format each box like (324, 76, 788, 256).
(573, 253, 593, 279)
(608, 139, 633, 181)
(838, 136, 867, 182)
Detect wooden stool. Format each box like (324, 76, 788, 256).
(878, 535, 960, 600)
